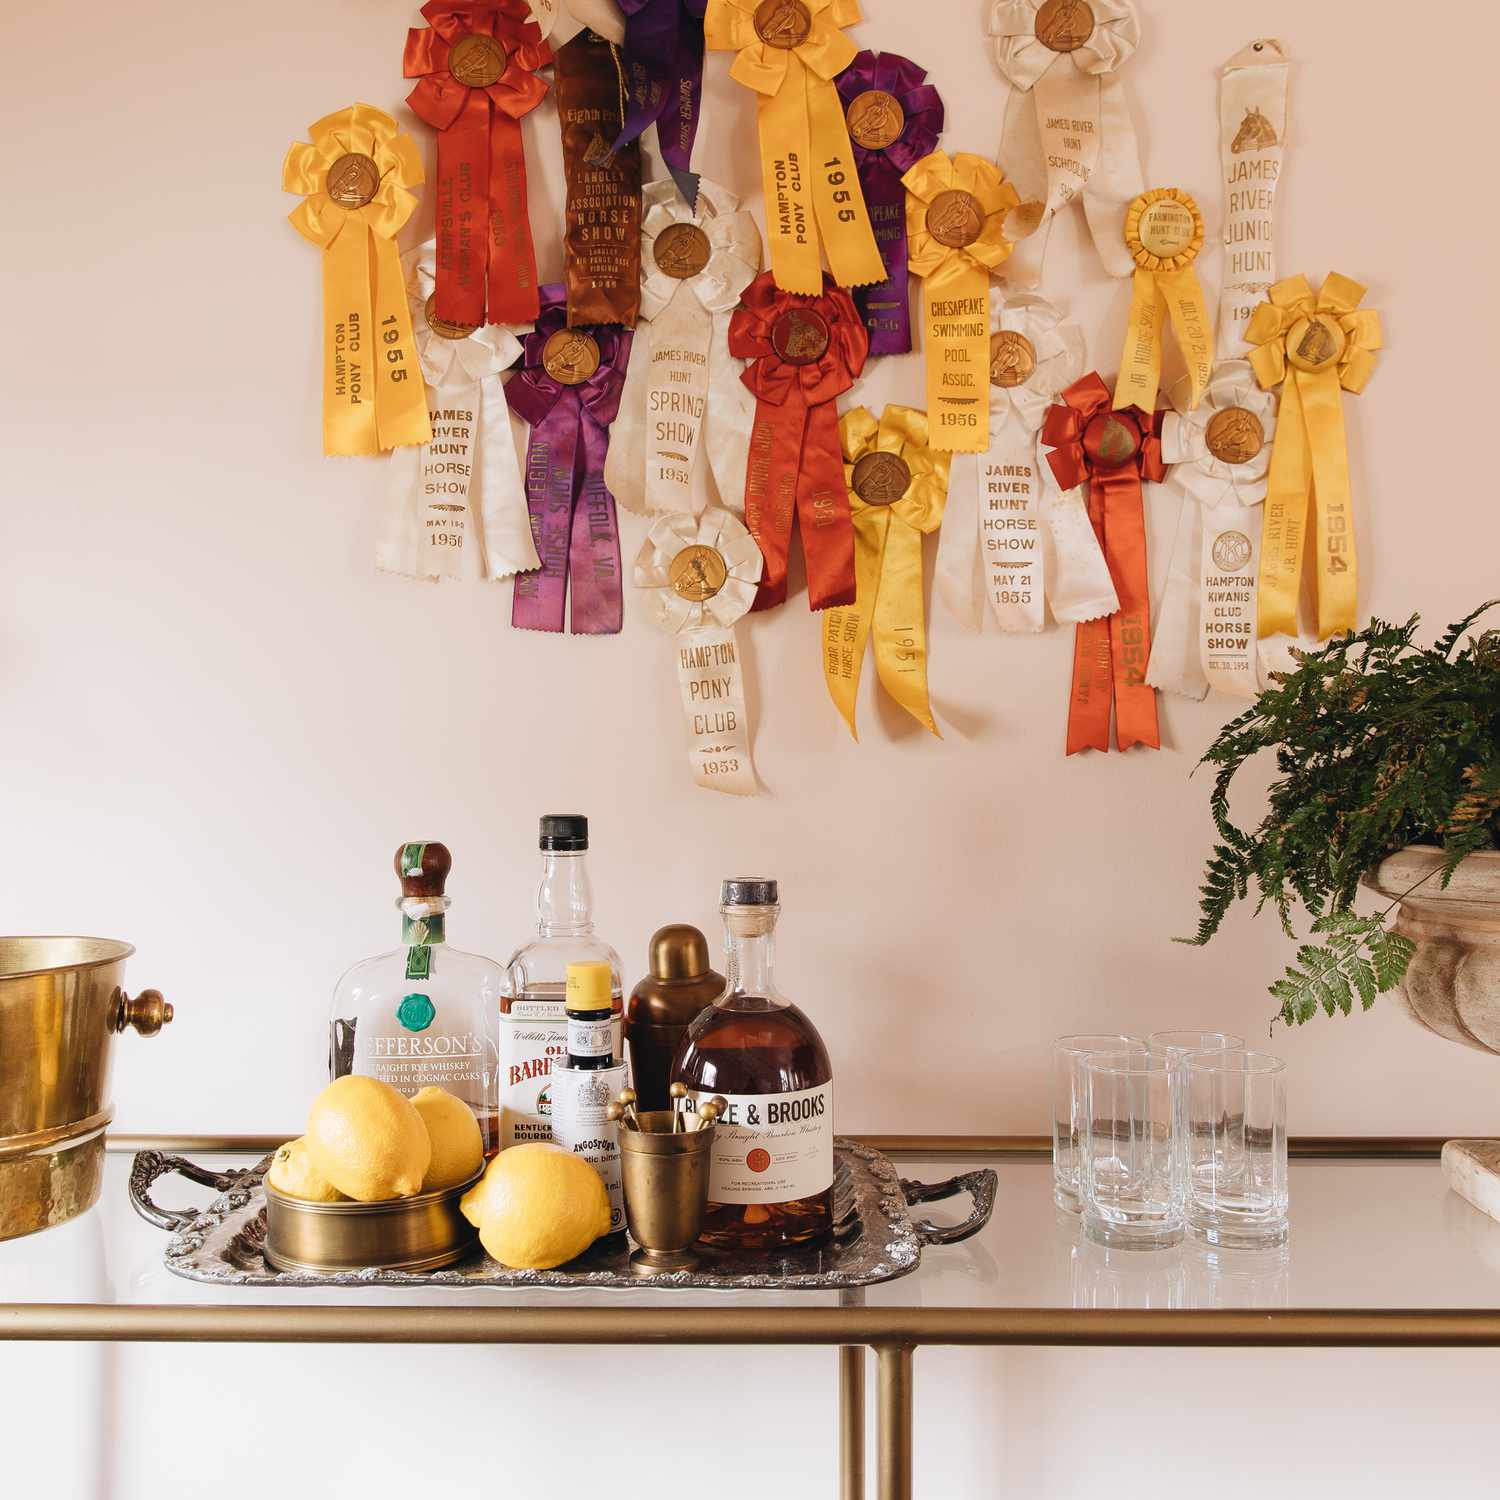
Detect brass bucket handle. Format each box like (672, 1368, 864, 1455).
(129, 1150, 256, 1232)
(111, 988, 174, 1037)
(899, 1169, 998, 1246)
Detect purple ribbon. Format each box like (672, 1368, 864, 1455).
(835, 51, 944, 357)
(611, 0, 707, 206)
(506, 286, 632, 634)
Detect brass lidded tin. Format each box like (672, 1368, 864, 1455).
(625, 925, 724, 1113)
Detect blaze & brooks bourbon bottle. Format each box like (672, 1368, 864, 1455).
(671, 878, 834, 1251)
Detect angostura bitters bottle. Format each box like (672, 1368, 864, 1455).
(670, 878, 834, 1250)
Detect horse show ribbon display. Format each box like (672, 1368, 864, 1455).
(1043, 372, 1164, 753)
(378, 243, 541, 584)
(555, 29, 643, 327)
(1247, 274, 1382, 641)
(606, 179, 762, 517)
(1147, 365, 1276, 700)
(633, 508, 763, 795)
(936, 291, 1118, 635)
(1115, 188, 1213, 416)
(902, 151, 1019, 454)
(835, 50, 944, 356)
(730, 271, 869, 611)
(705, 0, 886, 294)
(404, 1, 551, 327)
(506, 286, 633, 633)
(612, 0, 708, 205)
(987, 0, 1145, 288)
(283, 105, 431, 456)
(823, 406, 950, 738)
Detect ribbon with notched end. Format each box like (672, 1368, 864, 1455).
(612, 0, 708, 206)
(283, 105, 431, 456)
(404, 1, 551, 327)
(1115, 188, 1213, 417)
(835, 50, 944, 356)
(1246, 273, 1382, 641)
(823, 406, 950, 738)
(377, 242, 541, 584)
(506, 286, 632, 633)
(606, 178, 761, 517)
(730, 271, 868, 611)
(987, 0, 1145, 288)
(1043, 372, 1164, 753)
(705, 0, 886, 294)
(902, 151, 1019, 454)
(633, 508, 764, 794)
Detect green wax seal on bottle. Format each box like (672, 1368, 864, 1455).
(397, 993, 436, 1033)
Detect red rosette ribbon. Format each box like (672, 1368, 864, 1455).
(1042, 372, 1165, 754)
(404, 1, 551, 327)
(729, 271, 869, 612)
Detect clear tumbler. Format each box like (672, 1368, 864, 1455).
(1184, 1051, 1288, 1248)
(1052, 1034, 1144, 1213)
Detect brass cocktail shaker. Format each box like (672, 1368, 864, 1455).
(625, 926, 723, 1113)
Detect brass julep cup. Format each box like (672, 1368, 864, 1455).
(618, 1110, 713, 1275)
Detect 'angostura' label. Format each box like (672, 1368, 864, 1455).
(686, 1084, 833, 1203)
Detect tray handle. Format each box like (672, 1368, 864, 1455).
(129, 1150, 248, 1232)
(899, 1169, 997, 1246)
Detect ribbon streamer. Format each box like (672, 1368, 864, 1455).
(506, 286, 633, 633)
(612, 0, 708, 205)
(283, 105, 431, 457)
(823, 406, 950, 738)
(834, 50, 944, 356)
(1043, 372, 1165, 753)
(377, 242, 541, 584)
(633, 508, 764, 794)
(988, 0, 1145, 288)
(730, 271, 869, 611)
(902, 151, 1019, 454)
(705, 0, 886, 294)
(404, 1, 550, 327)
(606, 178, 762, 517)
(1247, 273, 1382, 641)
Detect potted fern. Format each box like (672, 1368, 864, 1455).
(1184, 603, 1500, 1042)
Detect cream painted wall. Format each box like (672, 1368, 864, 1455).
(4, 2, 1499, 1496)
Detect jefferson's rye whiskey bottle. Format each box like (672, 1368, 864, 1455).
(671, 879, 834, 1250)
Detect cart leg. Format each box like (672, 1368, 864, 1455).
(840, 1343, 865, 1499)
(876, 1343, 913, 1500)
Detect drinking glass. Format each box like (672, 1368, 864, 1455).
(1184, 1051, 1288, 1249)
(1081, 1052, 1186, 1250)
(1052, 1034, 1144, 1213)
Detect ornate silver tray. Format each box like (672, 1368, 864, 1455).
(131, 1141, 995, 1292)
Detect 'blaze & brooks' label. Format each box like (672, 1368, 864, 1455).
(686, 1084, 833, 1203)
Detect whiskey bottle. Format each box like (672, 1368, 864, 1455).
(328, 842, 505, 1154)
(671, 878, 834, 1250)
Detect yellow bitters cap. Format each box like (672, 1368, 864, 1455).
(565, 961, 612, 1011)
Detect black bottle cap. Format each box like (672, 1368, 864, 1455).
(540, 814, 589, 852)
(721, 877, 778, 907)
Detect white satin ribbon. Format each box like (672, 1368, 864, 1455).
(377, 242, 539, 583)
(633, 508, 764, 796)
(988, 0, 1145, 288)
(607, 179, 761, 517)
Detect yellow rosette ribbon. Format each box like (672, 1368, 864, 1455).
(1115, 187, 1213, 417)
(704, 0, 886, 294)
(902, 151, 1019, 454)
(283, 105, 431, 456)
(823, 405, 951, 738)
(1246, 272, 1382, 640)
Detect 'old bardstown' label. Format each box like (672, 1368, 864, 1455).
(687, 1083, 833, 1204)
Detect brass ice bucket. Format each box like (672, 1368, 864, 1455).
(0, 936, 172, 1241)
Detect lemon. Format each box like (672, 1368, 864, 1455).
(304, 1075, 431, 1201)
(411, 1086, 484, 1190)
(266, 1136, 344, 1202)
(460, 1143, 611, 1270)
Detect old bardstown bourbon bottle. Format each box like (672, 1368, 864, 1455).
(671, 879, 834, 1250)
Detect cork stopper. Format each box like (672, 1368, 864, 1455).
(395, 842, 451, 898)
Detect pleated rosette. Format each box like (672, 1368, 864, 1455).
(936, 289, 1118, 634)
(283, 105, 431, 456)
(505, 287, 633, 634)
(612, 0, 710, 205)
(1147, 363, 1277, 700)
(822, 406, 951, 739)
(834, 50, 945, 355)
(987, 0, 1144, 288)
(633, 508, 764, 795)
(605, 179, 762, 518)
